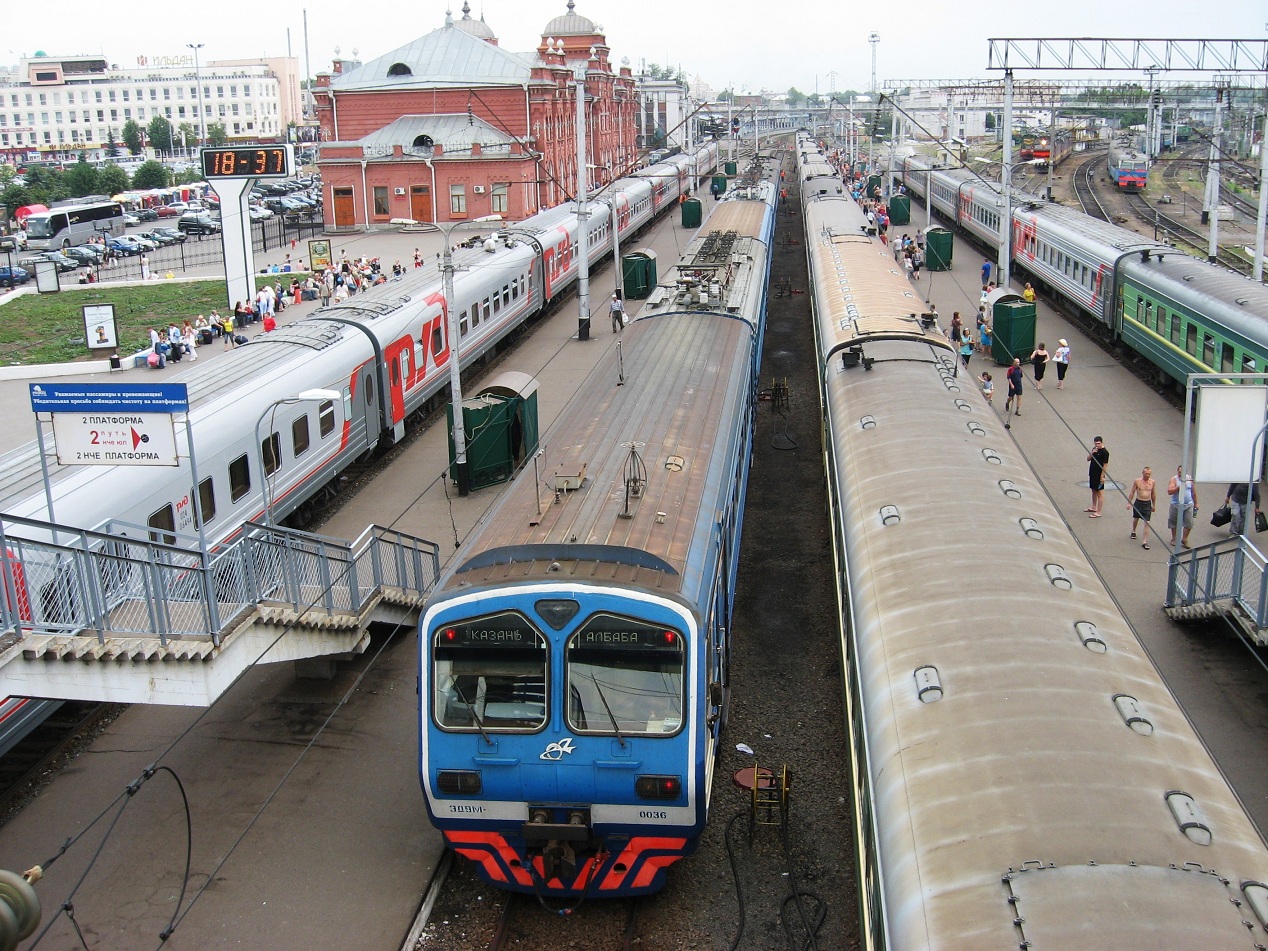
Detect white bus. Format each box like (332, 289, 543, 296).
(25, 201, 126, 250)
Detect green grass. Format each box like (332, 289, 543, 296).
(0, 277, 286, 365)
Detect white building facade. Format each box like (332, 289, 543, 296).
(0, 52, 296, 164)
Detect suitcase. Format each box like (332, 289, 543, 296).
(235, 334, 250, 345)
(199, 328, 214, 345)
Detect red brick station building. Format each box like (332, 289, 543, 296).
(313, 2, 641, 230)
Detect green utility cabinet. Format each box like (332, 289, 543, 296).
(986, 291, 1037, 366)
(621, 249, 658, 300)
(867, 174, 882, 197)
(447, 372, 540, 491)
(712, 174, 728, 196)
(888, 194, 911, 225)
(681, 198, 702, 228)
(924, 227, 953, 271)
(724, 161, 738, 176)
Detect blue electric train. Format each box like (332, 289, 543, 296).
(417, 175, 778, 897)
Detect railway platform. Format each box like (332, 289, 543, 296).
(0, 168, 755, 949)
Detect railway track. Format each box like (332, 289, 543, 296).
(1072, 154, 1110, 221)
(486, 894, 642, 951)
(0, 701, 116, 823)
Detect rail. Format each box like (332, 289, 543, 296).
(1165, 535, 1268, 640)
(0, 515, 441, 647)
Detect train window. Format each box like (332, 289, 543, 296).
(566, 614, 684, 737)
(1221, 345, 1235, 374)
(1171, 318, 1181, 346)
(1202, 334, 1215, 367)
(1144, 300, 1153, 326)
(319, 400, 336, 438)
(261, 432, 281, 476)
(432, 323, 444, 356)
(292, 415, 310, 457)
(197, 477, 215, 526)
(1134, 296, 1144, 323)
(1243, 354, 1257, 373)
(148, 504, 176, 545)
(459, 306, 469, 336)
(229, 454, 251, 502)
(433, 612, 548, 731)
(1156, 306, 1166, 335)
(400, 348, 411, 383)
(1185, 324, 1197, 356)
(364, 375, 375, 406)
(492, 290, 501, 314)
(483, 299, 492, 323)
(502, 284, 510, 307)
(389, 354, 400, 387)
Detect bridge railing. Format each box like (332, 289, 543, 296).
(0, 516, 440, 647)
(1166, 535, 1268, 630)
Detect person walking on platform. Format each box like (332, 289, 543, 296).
(1127, 466, 1156, 549)
(1004, 358, 1023, 416)
(1168, 467, 1197, 549)
(1225, 481, 1262, 536)
(1053, 339, 1071, 389)
(1030, 342, 1050, 391)
(1086, 436, 1110, 517)
(609, 292, 625, 333)
(981, 258, 992, 286)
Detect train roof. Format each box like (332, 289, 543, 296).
(1015, 200, 1169, 256)
(1125, 252, 1268, 337)
(436, 312, 755, 599)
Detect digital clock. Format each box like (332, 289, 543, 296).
(200, 145, 293, 180)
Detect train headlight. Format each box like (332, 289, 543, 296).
(635, 775, 682, 800)
(437, 770, 482, 795)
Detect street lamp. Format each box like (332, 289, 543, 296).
(436, 214, 504, 496)
(255, 388, 342, 526)
(187, 43, 207, 147)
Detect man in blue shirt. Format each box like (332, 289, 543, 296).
(981, 258, 992, 286)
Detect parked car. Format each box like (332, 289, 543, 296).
(0, 265, 31, 287)
(106, 237, 140, 256)
(62, 246, 101, 266)
(138, 231, 175, 247)
(247, 207, 273, 221)
(122, 213, 140, 227)
(120, 235, 157, 252)
(177, 213, 221, 235)
(156, 204, 184, 218)
(152, 227, 186, 243)
(133, 208, 159, 222)
(19, 250, 78, 272)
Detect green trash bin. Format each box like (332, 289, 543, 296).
(867, 174, 882, 198)
(987, 292, 1037, 366)
(724, 161, 737, 176)
(681, 197, 702, 228)
(712, 174, 728, 197)
(924, 226, 953, 271)
(447, 371, 540, 491)
(621, 249, 658, 300)
(888, 194, 910, 226)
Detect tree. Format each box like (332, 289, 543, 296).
(0, 184, 34, 217)
(104, 128, 121, 157)
(206, 123, 228, 147)
(64, 158, 99, 198)
(147, 116, 174, 156)
(121, 120, 144, 155)
(97, 164, 130, 197)
(175, 123, 197, 154)
(984, 112, 996, 131)
(132, 160, 171, 190)
(172, 167, 203, 186)
(787, 87, 805, 107)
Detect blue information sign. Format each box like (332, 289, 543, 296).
(28, 382, 190, 414)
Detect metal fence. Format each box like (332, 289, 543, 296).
(1166, 535, 1268, 635)
(0, 515, 440, 647)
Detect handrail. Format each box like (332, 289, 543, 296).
(1167, 535, 1268, 632)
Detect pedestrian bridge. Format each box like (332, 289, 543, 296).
(0, 515, 440, 705)
(1166, 535, 1268, 645)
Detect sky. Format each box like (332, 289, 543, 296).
(4, 1, 1265, 97)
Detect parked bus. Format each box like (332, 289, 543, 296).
(24, 200, 125, 249)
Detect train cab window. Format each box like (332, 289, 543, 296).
(319, 400, 336, 438)
(1185, 324, 1198, 356)
(566, 614, 684, 737)
(433, 612, 548, 731)
(197, 477, 216, 526)
(1221, 345, 1235, 374)
(229, 454, 251, 502)
(292, 415, 310, 457)
(261, 432, 281, 476)
(1202, 334, 1215, 367)
(148, 504, 176, 545)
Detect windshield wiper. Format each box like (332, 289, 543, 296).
(452, 683, 493, 746)
(590, 674, 626, 748)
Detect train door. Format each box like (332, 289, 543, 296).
(386, 340, 409, 440)
(355, 366, 379, 452)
